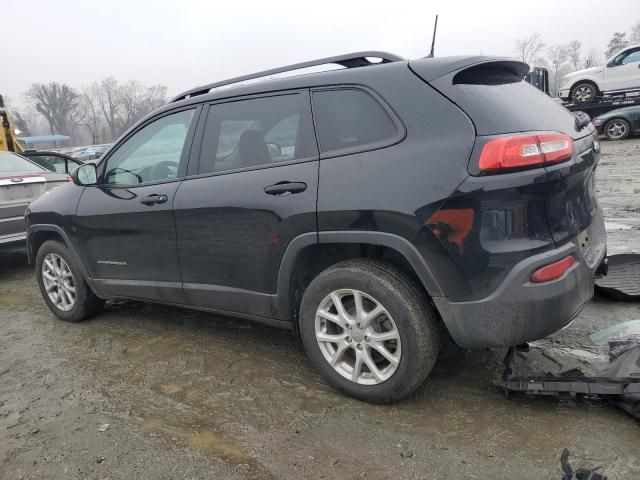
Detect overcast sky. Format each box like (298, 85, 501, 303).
(4, 0, 639, 107)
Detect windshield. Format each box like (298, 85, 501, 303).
(0, 151, 48, 173)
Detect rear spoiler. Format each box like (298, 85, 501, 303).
(409, 56, 529, 82)
(409, 56, 529, 99)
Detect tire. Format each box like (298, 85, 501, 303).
(603, 118, 631, 141)
(36, 240, 103, 322)
(570, 82, 597, 103)
(299, 259, 440, 403)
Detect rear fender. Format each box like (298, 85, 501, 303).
(273, 231, 444, 321)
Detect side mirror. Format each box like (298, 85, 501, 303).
(72, 163, 98, 186)
(266, 143, 281, 157)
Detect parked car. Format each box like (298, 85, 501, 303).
(593, 105, 640, 140)
(25, 52, 606, 403)
(21, 150, 83, 174)
(0, 151, 70, 249)
(558, 44, 640, 103)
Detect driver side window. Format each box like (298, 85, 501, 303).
(104, 109, 195, 185)
(621, 49, 640, 65)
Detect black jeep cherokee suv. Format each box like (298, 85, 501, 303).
(26, 52, 606, 403)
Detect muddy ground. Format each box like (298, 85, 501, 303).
(1, 139, 640, 480)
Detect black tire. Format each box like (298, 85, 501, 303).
(35, 240, 103, 322)
(603, 118, 631, 141)
(299, 259, 440, 403)
(570, 82, 598, 103)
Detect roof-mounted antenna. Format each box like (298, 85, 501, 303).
(427, 15, 439, 58)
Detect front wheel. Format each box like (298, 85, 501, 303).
(299, 259, 439, 403)
(603, 118, 631, 141)
(36, 240, 103, 322)
(570, 83, 597, 103)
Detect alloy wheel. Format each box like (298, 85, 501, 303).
(42, 253, 76, 312)
(574, 85, 594, 102)
(314, 289, 401, 385)
(606, 120, 628, 140)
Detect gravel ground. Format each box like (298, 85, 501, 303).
(1, 138, 639, 480)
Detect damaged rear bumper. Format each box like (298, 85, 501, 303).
(434, 223, 606, 349)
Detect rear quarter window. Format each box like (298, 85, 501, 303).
(450, 65, 580, 138)
(312, 88, 399, 157)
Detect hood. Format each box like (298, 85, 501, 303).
(562, 66, 603, 80)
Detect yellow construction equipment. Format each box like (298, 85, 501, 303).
(0, 95, 24, 153)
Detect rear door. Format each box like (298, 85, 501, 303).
(174, 91, 318, 318)
(74, 107, 198, 302)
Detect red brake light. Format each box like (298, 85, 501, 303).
(478, 132, 573, 172)
(66, 175, 72, 182)
(530, 255, 576, 283)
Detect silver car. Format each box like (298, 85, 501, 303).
(0, 151, 70, 248)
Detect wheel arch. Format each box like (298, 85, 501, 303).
(28, 224, 98, 295)
(570, 78, 601, 96)
(274, 231, 443, 322)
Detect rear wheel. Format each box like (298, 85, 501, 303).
(603, 118, 630, 140)
(299, 259, 439, 403)
(570, 82, 598, 103)
(36, 240, 103, 322)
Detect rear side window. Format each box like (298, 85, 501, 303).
(450, 66, 580, 138)
(198, 93, 316, 175)
(312, 89, 398, 156)
(28, 154, 68, 173)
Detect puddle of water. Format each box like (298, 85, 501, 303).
(141, 418, 249, 463)
(159, 383, 184, 395)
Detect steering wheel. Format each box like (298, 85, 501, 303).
(150, 161, 179, 181)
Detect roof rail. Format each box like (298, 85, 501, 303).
(170, 51, 404, 103)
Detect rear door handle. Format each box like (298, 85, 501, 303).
(140, 194, 168, 205)
(264, 182, 307, 196)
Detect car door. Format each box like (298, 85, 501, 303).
(74, 107, 199, 303)
(174, 91, 318, 318)
(605, 47, 640, 92)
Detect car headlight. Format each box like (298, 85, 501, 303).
(593, 118, 603, 126)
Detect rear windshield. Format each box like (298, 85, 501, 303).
(0, 151, 47, 173)
(451, 80, 583, 139)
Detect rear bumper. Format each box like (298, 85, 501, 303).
(434, 218, 606, 349)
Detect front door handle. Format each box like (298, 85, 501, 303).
(140, 194, 168, 205)
(264, 182, 307, 196)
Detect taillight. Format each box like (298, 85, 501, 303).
(530, 255, 576, 283)
(66, 175, 72, 182)
(478, 132, 573, 172)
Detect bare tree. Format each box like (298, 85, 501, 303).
(566, 40, 582, 71)
(583, 48, 601, 68)
(24, 83, 81, 135)
(95, 77, 122, 140)
(515, 33, 546, 65)
(118, 81, 168, 133)
(79, 85, 103, 144)
(605, 32, 630, 58)
(630, 20, 640, 43)
(548, 45, 569, 96)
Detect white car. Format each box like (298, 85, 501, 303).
(558, 44, 640, 103)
